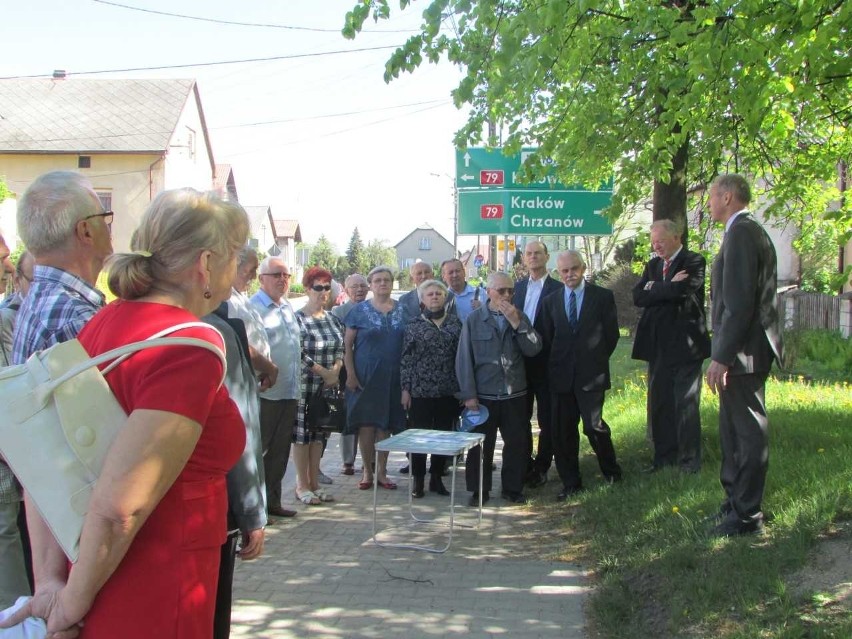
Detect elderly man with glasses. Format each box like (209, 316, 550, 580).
(331, 273, 369, 475)
(3, 171, 113, 609)
(250, 256, 302, 518)
(539, 250, 623, 502)
(455, 271, 541, 506)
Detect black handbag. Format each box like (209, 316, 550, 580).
(305, 385, 346, 433)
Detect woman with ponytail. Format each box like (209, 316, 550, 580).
(6, 189, 249, 639)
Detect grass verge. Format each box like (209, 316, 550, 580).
(533, 340, 852, 639)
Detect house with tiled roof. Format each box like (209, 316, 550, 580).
(393, 223, 455, 272)
(243, 205, 302, 273)
(213, 164, 238, 203)
(0, 75, 216, 251)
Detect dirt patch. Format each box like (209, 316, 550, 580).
(788, 519, 852, 612)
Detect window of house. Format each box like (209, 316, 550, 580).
(78, 156, 91, 169)
(95, 191, 112, 212)
(185, 126, 196, 161)
(419, 237, 432, 250)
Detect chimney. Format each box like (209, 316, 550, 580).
(53, 70, 67, 80)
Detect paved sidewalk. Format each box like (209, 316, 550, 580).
(231, 435, 590, 638)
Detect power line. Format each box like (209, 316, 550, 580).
(212, 99, 449, 130)
(0, 100, 453, 145)
(0, 45, 401, 79)
(225, 102, 451, 158)
(91, 0, 418, 34)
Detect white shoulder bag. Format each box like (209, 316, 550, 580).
(0, 322, 226, 562)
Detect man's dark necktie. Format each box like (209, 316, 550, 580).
(568, 290, 578, 331)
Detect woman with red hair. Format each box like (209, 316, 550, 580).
(293, 266, 344, 505)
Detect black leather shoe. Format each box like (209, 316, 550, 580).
(268, 506, 298, 518)
(399, 464, 410, 474)
(468, 491, 490, 507)
(710, 513, 765, 537)
(429, 474, 450, 496)
(412, 476, 425, 499)
(501, 491, 526, 503)
(556, 485, 584, 502)
(526, 471, 548, 488)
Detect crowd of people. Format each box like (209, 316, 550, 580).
(0, 170, 782, 637)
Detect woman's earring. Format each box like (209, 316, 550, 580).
(203, 285, 212, 300)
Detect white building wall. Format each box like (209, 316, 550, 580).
(163, 95, 215, 192)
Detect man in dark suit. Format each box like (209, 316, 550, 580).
(512, 241, 563, 487)
(632, 220, 710, 473)
(540, 250, 622, 501)
(706, 174, 782, 537)
(399, 261, 435, 321)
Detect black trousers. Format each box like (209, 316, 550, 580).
(18, 501, 33, 593)
(551, 388, 621, 488)
(465, 396, 529, 495)
(409, 396, 460, 478)
(524, 376, 554, 474)
(260, 398, 296, 510)
(647, 357, 703, 471)
(213, 530, 239, 639)
(719, 372, 769, 520)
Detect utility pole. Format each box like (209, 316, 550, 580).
(488, 119, 498, 273)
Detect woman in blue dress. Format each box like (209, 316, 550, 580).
(343, 265, 407, 490)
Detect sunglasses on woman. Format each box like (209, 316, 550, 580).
(311, 284, 332, 292)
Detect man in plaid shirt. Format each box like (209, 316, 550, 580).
(1, 171, 112, 608)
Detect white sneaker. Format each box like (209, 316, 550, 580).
(318, 471, 333, 485)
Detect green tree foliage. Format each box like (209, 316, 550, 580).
(308, 235, 339, 272)
(345, 227, 367, 275)
(344, 0, 851, 269)
(363, 239, 398, 273)
(0, 178, 10, 204)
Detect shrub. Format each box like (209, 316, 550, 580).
(597, 265, 642, 336)
(783, 328, 852, 381)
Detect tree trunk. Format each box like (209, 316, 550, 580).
(652, 134, 689, 249)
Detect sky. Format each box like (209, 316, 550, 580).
(1, 0, 469, 252)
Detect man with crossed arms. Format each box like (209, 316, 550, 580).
(632, 220, 710, 474)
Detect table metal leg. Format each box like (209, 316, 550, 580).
(372, 438, 484, 553)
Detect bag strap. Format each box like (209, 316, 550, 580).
(100, 322, 224, 376)
(44, 326, 226, 397)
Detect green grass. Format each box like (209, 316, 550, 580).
(535, 340, 852, 639)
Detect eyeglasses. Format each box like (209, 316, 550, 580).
(260, 272, 291, 279)
(310, 284, 332, 292)
(83, 211, 114, 226)
(492, 287, 515, 296)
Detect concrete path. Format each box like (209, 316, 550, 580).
(231, 435, 591, 638)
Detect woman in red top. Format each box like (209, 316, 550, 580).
(9, 189, 249, 638)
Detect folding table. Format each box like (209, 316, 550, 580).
(372, 428, 485, 553)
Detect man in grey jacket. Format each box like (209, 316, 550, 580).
(456, 271, 542, 506)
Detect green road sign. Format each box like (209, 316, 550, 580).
(457, 189, 613, 236)
(456, 147, 581, 190)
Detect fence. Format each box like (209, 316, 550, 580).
(778, 289, 852, 338)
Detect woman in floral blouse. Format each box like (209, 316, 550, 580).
(400, 279, 463, 498)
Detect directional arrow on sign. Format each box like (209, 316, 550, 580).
(463, 152, 471, 168)
(460, 174, 475, 182)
